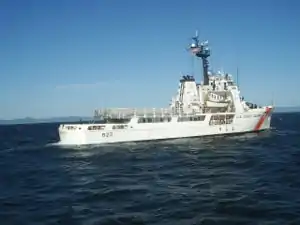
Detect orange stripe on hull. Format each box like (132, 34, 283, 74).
(254, 107, 272, 131)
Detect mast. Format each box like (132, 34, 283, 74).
(236, 67, 239, 87)
(189, 31, 211, 85)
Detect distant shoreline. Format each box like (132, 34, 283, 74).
(0, 117, 92, 125)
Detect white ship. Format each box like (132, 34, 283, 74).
(57, 32, 274, 145)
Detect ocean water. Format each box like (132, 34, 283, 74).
(0, 112, 300, 225)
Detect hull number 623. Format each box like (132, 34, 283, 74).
(102, 132, 113, 138)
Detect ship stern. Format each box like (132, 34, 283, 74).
(257, 105, 274, 131)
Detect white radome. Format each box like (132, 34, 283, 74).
(57, 33, 274, 146)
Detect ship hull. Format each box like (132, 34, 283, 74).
(57, 107, 273, 146)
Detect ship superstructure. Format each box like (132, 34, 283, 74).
(57, 32, 273, 145)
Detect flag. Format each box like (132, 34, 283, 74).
(190, 47, 201, 54)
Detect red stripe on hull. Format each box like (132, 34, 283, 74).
(254, 107, 272, 131)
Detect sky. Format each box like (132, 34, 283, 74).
(0, 0, 299, 119)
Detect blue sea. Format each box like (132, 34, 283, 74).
(0, 112, 299, 225)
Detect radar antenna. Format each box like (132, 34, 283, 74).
(188, 30, 211, 85)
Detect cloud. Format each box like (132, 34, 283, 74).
(55, 81, 109, 90)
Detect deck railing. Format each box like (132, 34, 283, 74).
(94, 108, 176, 119)
(93, 106, 233, 119)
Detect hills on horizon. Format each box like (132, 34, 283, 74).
(273, 106, 300, 113)
(0, 106, 300, 125)
(0, 116, 92, 125)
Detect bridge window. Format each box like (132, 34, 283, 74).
(177, 115, 205, 122)
(137, 117, 172, 123)
(64, 125, 78, 130)
(209, 114, 234, 126)
(112, 125, 128, 129)
(88, 125, 105, 130)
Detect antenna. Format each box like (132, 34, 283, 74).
(271, 92, 275, 107)
(191, 54, 195, 76)
(236, 67, 239, 87)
